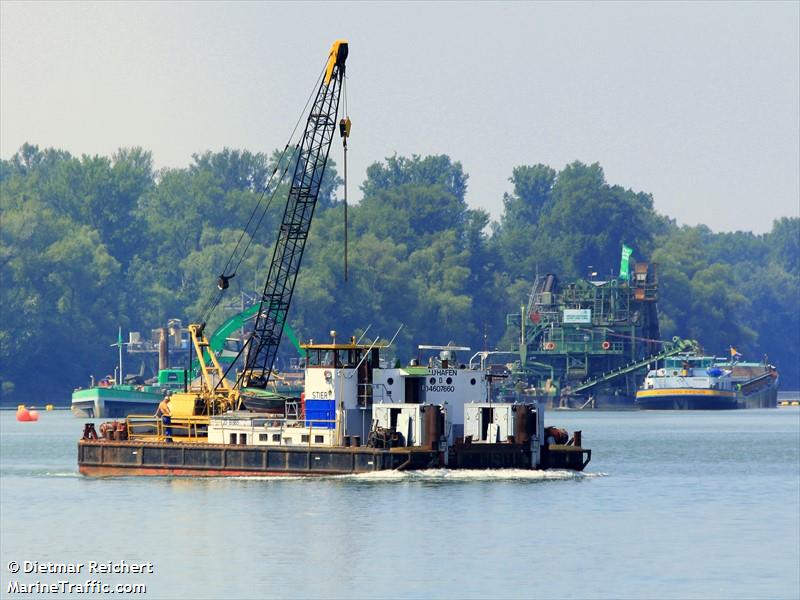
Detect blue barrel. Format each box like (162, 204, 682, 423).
(305, 399, 335, 429)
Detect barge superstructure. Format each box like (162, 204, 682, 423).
(79, 338, 590, 476)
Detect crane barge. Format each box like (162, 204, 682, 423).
(77, 40, 591, 476)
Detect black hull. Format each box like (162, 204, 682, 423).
(78, 440, 437, 476)
(78, 439, 590, 476)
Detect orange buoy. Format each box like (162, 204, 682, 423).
(28, 410, 40, 421)
(16, 407, 31, 422)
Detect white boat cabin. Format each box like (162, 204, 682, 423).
(371, 345, 490, 442)
(209, 338, 533, 454)
(642, 355, 733, 392)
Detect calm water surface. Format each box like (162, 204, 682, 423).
(1, 407, 798, 599)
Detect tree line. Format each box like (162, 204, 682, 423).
(1, 144, 797, 402)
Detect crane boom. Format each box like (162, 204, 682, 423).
(244, 40, 349, 387)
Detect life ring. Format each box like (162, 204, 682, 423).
(601, 341, 611, 350)
(544, 342, 556, 350)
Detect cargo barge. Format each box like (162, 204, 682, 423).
(78, 340, 590, 476)
(636, 353, 779, 410)
(72, 383, 176, 419)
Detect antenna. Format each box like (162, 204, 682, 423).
(386, 324, 404, 348)
(355, 324, 372, 344)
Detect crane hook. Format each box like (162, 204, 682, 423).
(217, 273, 235, 290)
(339, 117, 351, 136)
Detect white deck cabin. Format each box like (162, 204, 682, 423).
(371, 345, 490, 442)
(642, 355, 733, 392)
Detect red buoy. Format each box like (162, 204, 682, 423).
(28, 410, 40, 422)
(16, 407, 31, 422)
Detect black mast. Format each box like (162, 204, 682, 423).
(244, 41, 349, 387)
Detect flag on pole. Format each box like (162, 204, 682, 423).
(110, 327, 124, 385)
(619, 244, 633, 281)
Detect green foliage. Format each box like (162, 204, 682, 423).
(495, 161, 659, 281)
(768, 217, 800, 276)
(495, 164, 556, 279)
(0, 144, 797, 402)
(0, 145, 339, 400)
(0, 176, 122, 398)
(292, 154, 504, 360)
(650, 220, 798, 379)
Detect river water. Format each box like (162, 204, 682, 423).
(1, 406, 798, 599)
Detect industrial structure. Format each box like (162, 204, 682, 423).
(505, 263, 696, 408)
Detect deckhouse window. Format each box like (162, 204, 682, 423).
(307, 349, 328, 367)
(309, 350, 335, 368)
(345, 349, 362, 367)
(306, 347, 364, 368)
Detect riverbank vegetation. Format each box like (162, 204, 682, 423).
(1, 144, 797, 401)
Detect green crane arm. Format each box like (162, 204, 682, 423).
(208, 305, 302, 358)
(193, 305, 303, 371)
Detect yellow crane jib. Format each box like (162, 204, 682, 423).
(188, 323, 239, 407)
(324, 39, 349, 85)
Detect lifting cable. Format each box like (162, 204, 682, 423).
(197, 145, 300, 325)
(195, 63, 327, 325)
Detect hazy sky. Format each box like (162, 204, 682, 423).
(2, 1, 798, 233)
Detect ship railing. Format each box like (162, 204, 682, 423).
(126, 414, 210, 442)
